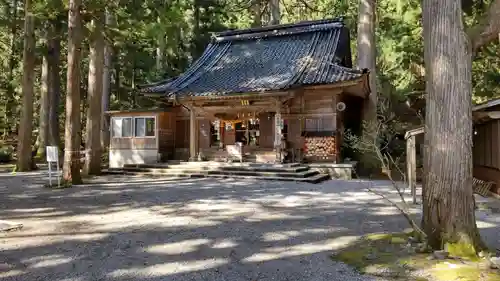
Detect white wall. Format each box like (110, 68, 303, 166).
(109, 149, 158, 168)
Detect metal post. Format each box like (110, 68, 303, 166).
(48, 162, 52, 186)
(56, 158, 60, 187)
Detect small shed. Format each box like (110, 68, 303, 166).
(406, 98, 500, 197)
(106, 109, 176, 168)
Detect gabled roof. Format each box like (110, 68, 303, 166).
(139, 18, 368, 97)
(473, 97, 500, 111)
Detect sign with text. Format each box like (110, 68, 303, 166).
(46, 146, 59, 162)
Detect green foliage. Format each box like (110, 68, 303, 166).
(0, 143, 13, 163)
(0, 0, 499, 144)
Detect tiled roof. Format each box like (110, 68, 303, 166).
(139, 18, 367, 97)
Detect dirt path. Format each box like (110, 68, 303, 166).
(0, 171, 498, 281)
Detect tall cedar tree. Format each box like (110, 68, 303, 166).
(62, 0, 83, 184)
(83, 11, 105, 175)
(37, 35, 50, 159)
(48, 14, 63, 149)
(101, 11, 112, 151)
(356, 0, 378, 174)
(422, 0, 500, 252)
(16, 0, 36, 171)
(269, 0, 280, 25)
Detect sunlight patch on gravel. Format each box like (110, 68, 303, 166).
(145, 239, 211, 255)
(23, 254, 75, 269)
(242, 236, 360, 263)
(107, 258, 230, 278)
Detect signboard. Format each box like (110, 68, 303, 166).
(46, 146, 60, 187)
(46, 146, 59, 162)
(226, 144, 243, 163)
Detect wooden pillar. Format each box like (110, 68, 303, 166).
(407, 134, 417, 204)
(219, 120, 224, 149)
(274, 101, 282, 162)
(333, 94, 340, 163)
(189, 106, 198, 161)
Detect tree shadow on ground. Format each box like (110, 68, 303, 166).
(0, 174, 498, 281)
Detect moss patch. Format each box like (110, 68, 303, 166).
(431, 262, 500, 281)
(445, 240, 478, 261)
(0, 163, 15, 173)
(332, 232, 500, 281)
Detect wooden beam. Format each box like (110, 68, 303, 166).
(406, 135, 417, 204)
(474, 111, 500, 120)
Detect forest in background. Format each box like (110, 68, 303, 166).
(1, 0, 499, 153)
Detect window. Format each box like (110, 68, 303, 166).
(111, 117, 133, 137)
(305, 117, 335, 131)
(135, 117, 155, 137)
(111, 116, 155, 138)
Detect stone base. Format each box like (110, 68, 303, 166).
(308, 163, 355, 180)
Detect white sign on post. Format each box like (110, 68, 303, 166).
(46, 146, 60, 187)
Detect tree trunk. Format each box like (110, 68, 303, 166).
(37, 42, 49, 159)
(101, 11, 112, 151)
(83, 11, 104, 176)
(4, 0, 19, 136)
(422, 0, 484, 253)
(156, 16, 165, 71)
(356, 0, 379, 174)
(269, 0, 280, 25)
(114, 48, 121, 102)
(16, 0, 36, 171)
(63, 0, 83, 184)
(251, 0, 262, 27)
(48, 18, 62, 148)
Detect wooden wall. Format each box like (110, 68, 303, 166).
(259, 113, 274, 148)
(473, 119, 500, 194)
(157, 112, 176, 160)
(285, 89, 339, 162)
(175, 120, 189, 148)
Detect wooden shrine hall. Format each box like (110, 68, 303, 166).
(107, 18, 370, 168)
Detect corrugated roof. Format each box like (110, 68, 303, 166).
(139, 18, 367, 97)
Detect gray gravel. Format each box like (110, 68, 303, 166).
(0, 171, 497, 281)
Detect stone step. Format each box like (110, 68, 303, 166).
(105, 169, 329, 184)
(124, 162, 310, 173)
(119, 166, 317, 178)
(206, 169, 319, 178)
(220, 165, 310, 173)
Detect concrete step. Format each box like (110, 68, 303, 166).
(124, 162, 310, 173)
(220, 165, 310, 173)
(105, 169, 329, 184)
(119, 166, 317, 178)
(206, 169, 318, 178)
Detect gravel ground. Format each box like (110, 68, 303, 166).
(0, 171, 498, 281)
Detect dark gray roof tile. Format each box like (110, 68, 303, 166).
(139, 18, 366, 96)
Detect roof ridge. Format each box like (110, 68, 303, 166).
(213, 18, 344, 40)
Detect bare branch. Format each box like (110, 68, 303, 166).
(468, 0, 500, 55)
(363, 179, 427, 240)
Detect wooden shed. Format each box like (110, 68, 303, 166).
(406, 98, 500, 196)
(472, 98, 500, 195)
(106, 109, 175, 168)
